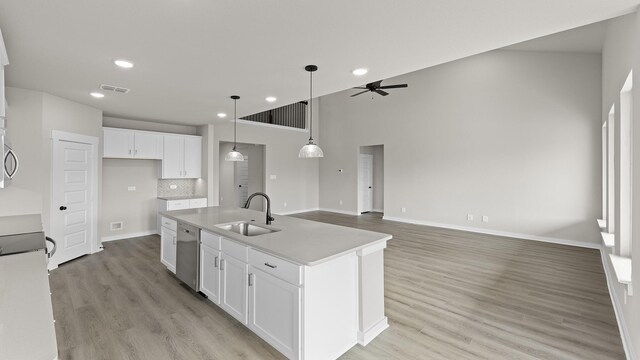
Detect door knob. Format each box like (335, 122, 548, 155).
(59, 206, 67, 211)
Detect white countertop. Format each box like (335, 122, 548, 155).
(158, 195, 207, 201)
(0, 214, 43, 236)
(161, 207, 391, 266)
(0, 251, 58, 360)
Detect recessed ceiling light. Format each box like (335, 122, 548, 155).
(114, 59, 134, 69)
(217, 112, 227, 118)
(352, 68, 368, 76)
(90, 92, 105, 98)
(265, 96, 277, 102)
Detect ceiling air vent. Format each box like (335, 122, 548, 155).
(100, 84, 130, 94)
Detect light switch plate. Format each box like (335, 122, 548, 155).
(127, 186, 136, 191)
(270, 174, 277, 180)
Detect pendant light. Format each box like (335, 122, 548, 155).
(225, 95, 245, 161)
(299, 65, 324, 158)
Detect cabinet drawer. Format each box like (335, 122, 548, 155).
(221, 237, 248, 262)
(201, 230, 221, 250)
(161, 217, 177, 232)
(167, 200, 190, 211)
(249, 249, 303, 286)
(189, 198, 207, 209)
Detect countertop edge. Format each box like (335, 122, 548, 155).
(159, 211, 392, 266)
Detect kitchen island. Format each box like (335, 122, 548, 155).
(160, 206, 391, 360)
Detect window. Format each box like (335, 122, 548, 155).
(608, 105, 616, 237)
(619, 71, 633, 257)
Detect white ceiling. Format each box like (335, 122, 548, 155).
(506, 19, 609, 53)
(0, 1, 637, 125)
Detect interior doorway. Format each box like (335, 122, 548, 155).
(358, 145, 384, 215)
(219, 142, 266, 210)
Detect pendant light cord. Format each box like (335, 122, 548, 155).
(309, 70, 313, 142)
(233, 98, 237, 150)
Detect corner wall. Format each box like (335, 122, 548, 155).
(601, 11, 640, 360)
(319, 49, 602, 246)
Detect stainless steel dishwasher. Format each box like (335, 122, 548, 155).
(176, 222, 200, 291)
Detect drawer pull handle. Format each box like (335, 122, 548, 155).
(214, 256, 219, 268)
(264, 262, 277, 269)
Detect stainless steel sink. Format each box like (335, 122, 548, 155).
(215, 222, 280, 237)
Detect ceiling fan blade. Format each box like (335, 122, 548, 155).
(352, 87, 368, 89)
(378, 84, 408, 89)
(350, 90, 370, 97)
(375, 90, 389, 96)
(367, 80, 383, 88)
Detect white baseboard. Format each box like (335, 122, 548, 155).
(358, 317, 389, 346)
(372, 208, 384, 213)
(318, 208, 359, 216)
(101, 230, 158, 243)
(600, 246, 635, 360)
(382, 216, 601, 249)
(275, 208, 320, 216)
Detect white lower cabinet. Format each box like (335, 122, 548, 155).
(220, 253, 249, 324)
(160, 226, 177, 273)
(200, 244, 221, 304)
(248, 267, 301, 360)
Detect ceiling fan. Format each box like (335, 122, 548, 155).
(351, 80, 408, 97)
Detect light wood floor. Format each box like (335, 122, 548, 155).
(50, 211, 624, 360)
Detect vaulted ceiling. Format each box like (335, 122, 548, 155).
(0, 0, 637, 125)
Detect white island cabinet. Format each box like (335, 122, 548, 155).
(162, 207, 391, 360)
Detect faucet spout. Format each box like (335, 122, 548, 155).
(243, 192, 274, 225)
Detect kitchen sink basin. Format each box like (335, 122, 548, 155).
(215, 222, 280, 237)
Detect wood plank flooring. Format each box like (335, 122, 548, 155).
(50, 211, 624, 360)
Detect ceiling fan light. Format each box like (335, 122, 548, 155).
(225, 149, 244, 161)
(298, 141, 324, 158)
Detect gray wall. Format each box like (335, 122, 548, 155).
(101, 159, 159, 238)
(319, 49, 602, 246)
(212, 102, 320, 215)
(601, 11, 640, 359)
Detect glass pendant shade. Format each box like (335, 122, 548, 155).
(225, 148, 244, 161)
(298, 141, 324, 158)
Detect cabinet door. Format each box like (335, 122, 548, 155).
(200, 245, 221, 304)
(183, 136, 202, 178)
(162, 135, 184, 178)
(134, 132, 163, 159)
(160, 227, 177, 273)
(220, 253, 248, 324)
(248, 267, 301, 360)
(103, 128, 133, 158)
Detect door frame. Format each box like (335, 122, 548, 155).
(50, 130, 100, 269)
(357, 145, 384, 215)
(358, 153, 374, 214)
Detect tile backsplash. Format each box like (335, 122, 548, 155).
(157, 179, 205, 198)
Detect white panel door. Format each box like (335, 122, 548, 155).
(183, 136, 202, 178)
(220, 253, 248, 324)
(234, 159, 249, 207)
(200, 245, 221, 304)
(134, 132, 163, 159)
(359, 154, 374, 213)
(103, 128, 133, 158)
(162, 135, 183, 178)
(52, 140, 94, 265)
(160, 227, 177, 273)
(248, 267, 301, 360)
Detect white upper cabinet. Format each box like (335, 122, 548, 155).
(162, 134, 201, 179)
(0, 28, 9, 120)
(103, 128, 163, 159)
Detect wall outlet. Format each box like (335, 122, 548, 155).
(110, 222, 123, 231)
(467, 214, 474, 221)
(127, 186, 136, 191)
(270, 174, 277, 180)
(284, 201, 287, 207)
(339, 200, 343, 205)
(482, 216, 489, 222)
(169, 184, 177, 190)
(401, 207, 406, 213)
